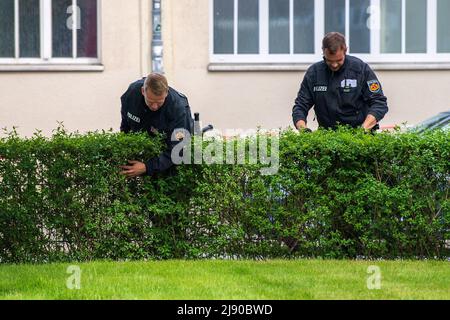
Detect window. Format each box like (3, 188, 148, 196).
(380, 0, 427, 54)
(210, 0, 450, 64)
(0, 0, 99, 64)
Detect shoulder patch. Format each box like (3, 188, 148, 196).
(367, 80, 381, 93)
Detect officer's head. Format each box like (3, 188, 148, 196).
(142, 73, 169, 112)
(322, 32, 347, 72)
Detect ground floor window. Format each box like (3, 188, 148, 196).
(0, 0, 99, 64)
(210, 0, 450, 64)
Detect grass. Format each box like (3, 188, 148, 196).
(0, 259, 449, 300)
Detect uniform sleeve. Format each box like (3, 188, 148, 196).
(120, 88, 131, 133)
(362, 65, 389, 122)
(292, 69, 315, 126)
(145, 103, 190, 176)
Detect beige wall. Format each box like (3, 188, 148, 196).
(0, 0, 151, 137)
(164, 0, 450, 131)
(1, 1, 449, 137)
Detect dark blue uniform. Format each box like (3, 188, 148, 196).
(293, 55, 388, 129)
(120, 78, 193, 176)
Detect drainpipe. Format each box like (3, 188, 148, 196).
(151, 0, 164, 74)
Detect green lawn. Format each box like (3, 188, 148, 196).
(0, 260, 449, 300)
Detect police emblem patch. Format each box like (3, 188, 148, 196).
(367, 80, 381, 93)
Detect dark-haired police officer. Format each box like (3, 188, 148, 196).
(119, 73, 193, 178)
(293, 32, 389, 131)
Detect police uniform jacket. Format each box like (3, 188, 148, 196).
(292, 55, 388, 129)
(120, 78, 193, 176)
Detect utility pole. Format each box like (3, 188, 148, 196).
(152, 0, 164, 73)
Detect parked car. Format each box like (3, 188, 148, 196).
(408, 111, 450, 133)
(380, 110, 450, 133)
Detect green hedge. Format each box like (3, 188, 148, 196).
(0, 126, 449, 263)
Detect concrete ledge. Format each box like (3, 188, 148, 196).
(370, 63, 450, 71)
(208, 63, 311, 72)
(208, 62, 450, 72)
(0, 64, 105, 72)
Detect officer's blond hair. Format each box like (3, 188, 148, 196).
(144, 73, 169, 96)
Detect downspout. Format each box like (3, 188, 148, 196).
(151, 0, 164, 73)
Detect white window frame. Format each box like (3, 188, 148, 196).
(209, 0, 450, 64)
(0, 0, 101, 65)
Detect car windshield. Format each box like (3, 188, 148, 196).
(411, 111, 450, 132)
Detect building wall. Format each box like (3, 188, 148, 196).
(164, 0, 450, 131)
(1, 0, 449, 137)
(0, 0, 151, 137)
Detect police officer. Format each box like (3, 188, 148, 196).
(119, 73, 193, 178)
(293, 32, 388, 131)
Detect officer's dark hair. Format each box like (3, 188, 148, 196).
(322, 32, 347, 54)
(144, 73, 169, 96)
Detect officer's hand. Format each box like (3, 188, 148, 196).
(298, 128, 312, 133)
(119, 160, 147, 178)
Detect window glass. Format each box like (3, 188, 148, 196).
(20, 0, 40, 58)
(52, 0, 73, 58)
(214, 0, 234, 54)
(381, 0, 402, 53)
(349, 0, 370, 53)
(437, 0, 450, 53)
(77, 0, 98, 57)
(269, 0, 290, 54)
(406, 0, 427, 53)
(0, 0, 15, 58)
(325, 0, 345, 35)
(238, 0, 259, 54)
(294, 0, 314, 54)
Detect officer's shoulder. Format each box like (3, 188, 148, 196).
(346, 55, 369, 73)
(175, 88, 187, 99)
(171, 87, 188, 99)
(169, 87, 189, 106)
(127, 77, 146, 93)
(308, 61, 327, 74)
(121, 78, 144, 102)
(303, 62, 325, 82)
